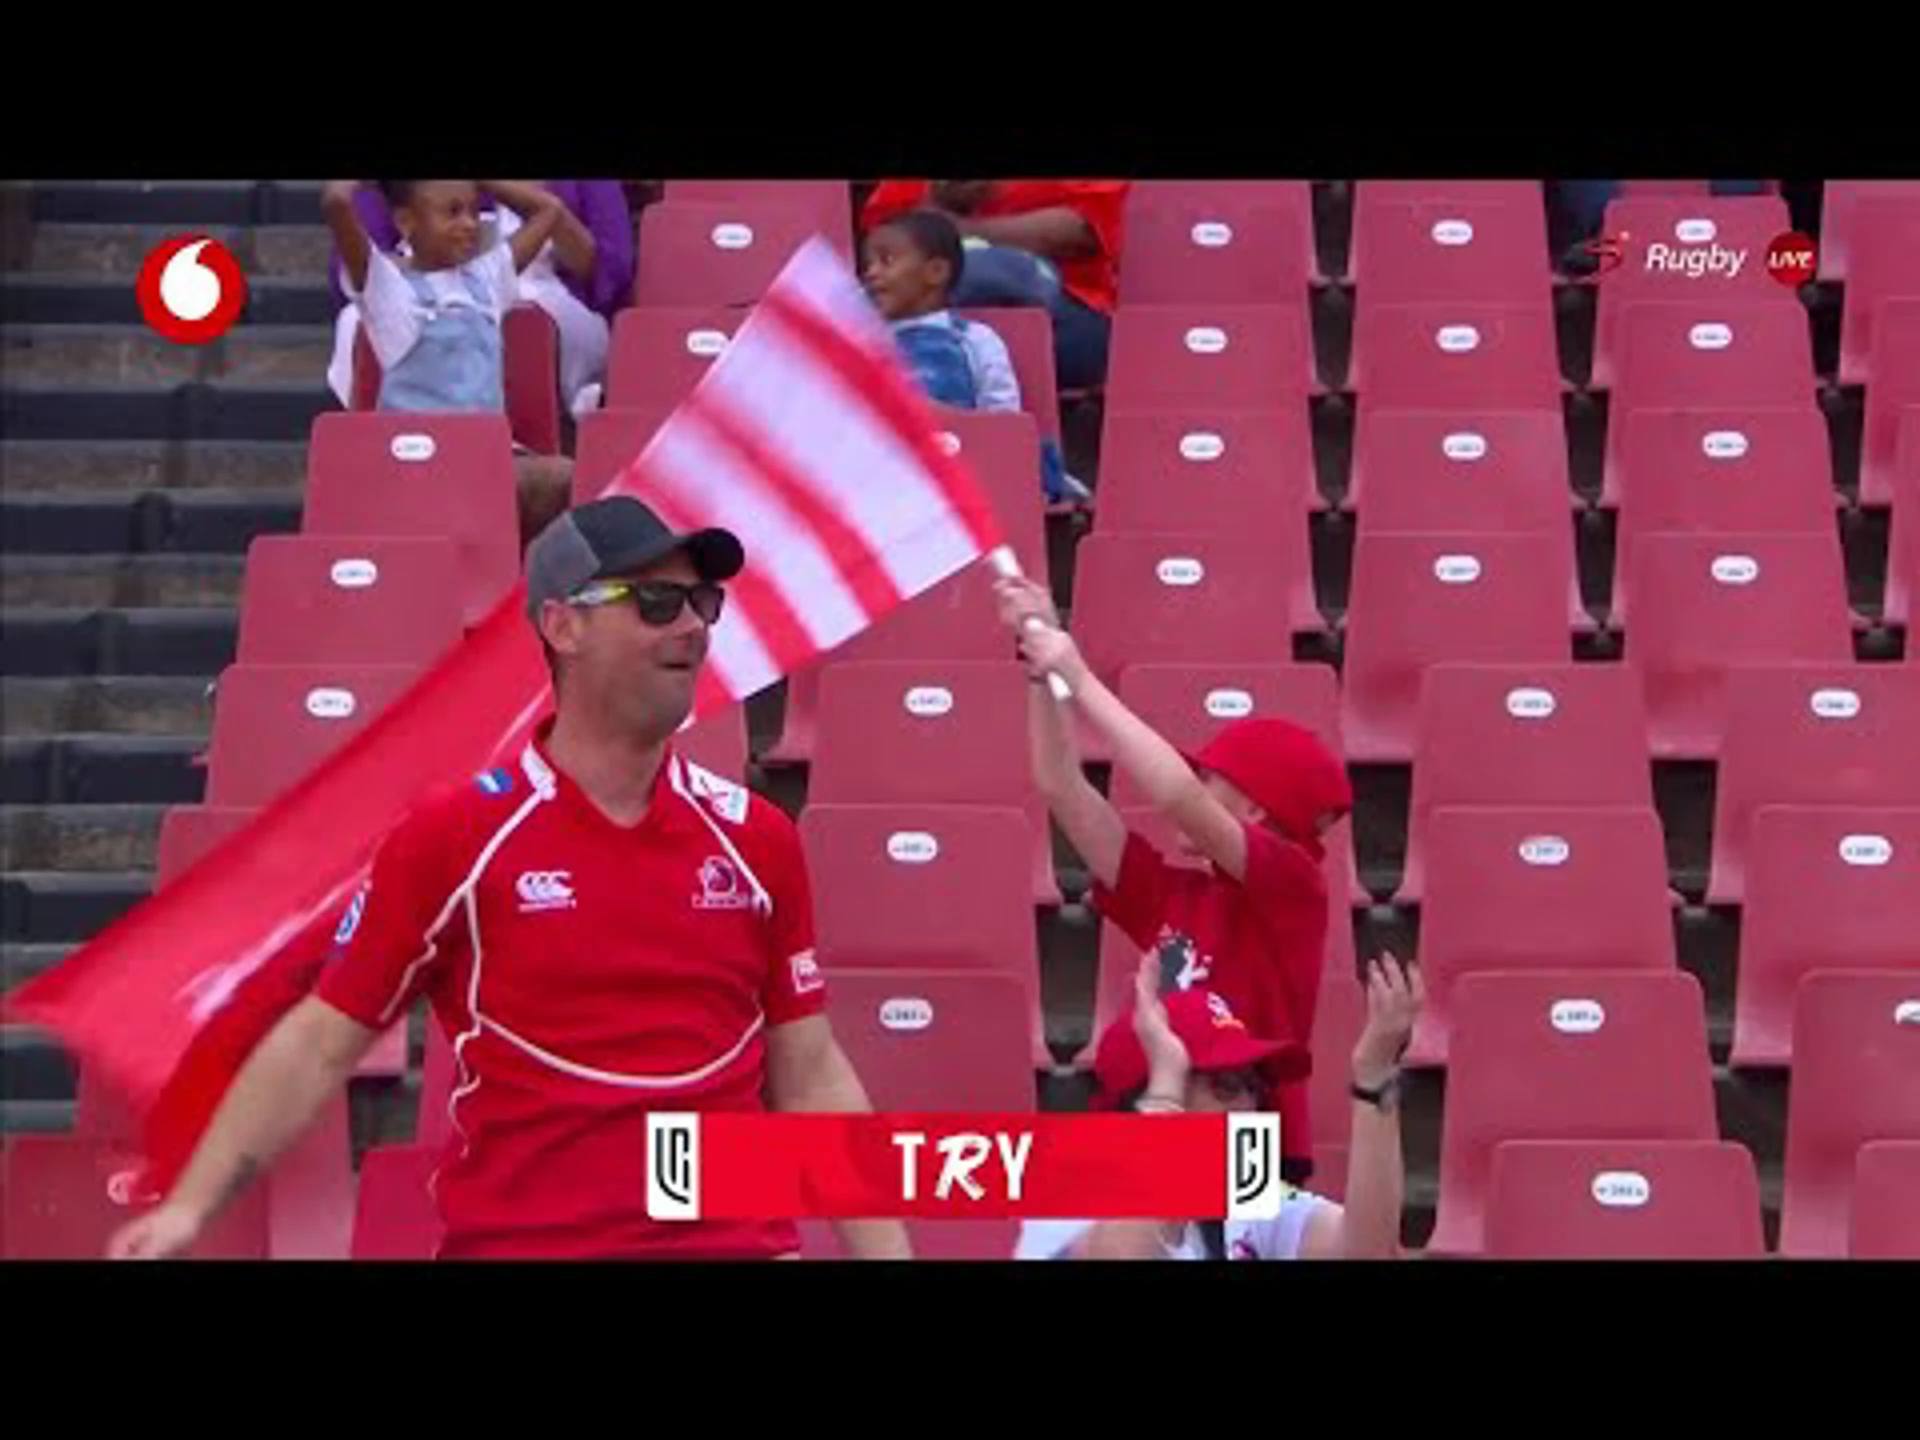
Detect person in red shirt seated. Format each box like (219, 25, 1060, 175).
(995, 574, 1353, 1186)
(860, 180, 1128, 390)
(109, 497, 913, 1262)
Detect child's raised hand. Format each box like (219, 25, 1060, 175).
(993, 575, 1060, 634)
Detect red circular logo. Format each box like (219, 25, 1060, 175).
(136, 235, 248, 343)
(1765, 230, 1818, 289)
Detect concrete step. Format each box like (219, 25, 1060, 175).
(1, 943, 74, 992)
(1, 554, 246, 608)
(3, 738, 205, 809)
(27, 222, 333, 281)
(1, 1025, 78, 1101)
(1, 608, 237, 678)
(1, 381, 334, 442)
(3, 274, 333, 327)
(0, 1100, 77, 1135)
(1, 677, 215, 738)
(2, 493, 300, 557)
(26, 180, 323, 227)
(1, 440, 308, 493)
(1, 870, 151, 943)
(1, 324, 332, 387)
(0, 803, 173, 872)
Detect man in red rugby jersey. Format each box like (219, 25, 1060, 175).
(110, 497, 912, 1261)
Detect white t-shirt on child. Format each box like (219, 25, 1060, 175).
(347, 243, 520, 373)
(891, 309, 1023, 414)
(1014, 1187, 1335, 1261)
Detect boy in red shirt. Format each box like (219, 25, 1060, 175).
(996, 576, 1352, 1183)
(861, 180, 1128, 389)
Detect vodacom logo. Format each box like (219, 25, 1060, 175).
(136, 235, 248, 344)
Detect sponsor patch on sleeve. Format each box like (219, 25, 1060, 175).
(790, 949, 825, 996)
(475, 767, 516, 797)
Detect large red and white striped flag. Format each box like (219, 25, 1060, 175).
(6, 237, 1012, 1195)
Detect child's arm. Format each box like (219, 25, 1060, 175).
(996, 577, 1125, 888)
(322, 180, 376, 294)
(970, 326, 1023, 414)
(999, 578, 1252, 884)
(480, 181, 568, 274)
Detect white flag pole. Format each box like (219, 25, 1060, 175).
(987, 545, 1073, 701)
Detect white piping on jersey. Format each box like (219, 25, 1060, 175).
(667, 753, 774, 915)
(479, 1008, 768, 1089)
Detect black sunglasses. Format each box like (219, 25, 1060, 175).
(570, 579, 726, 627)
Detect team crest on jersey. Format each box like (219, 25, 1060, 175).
(693, 855, 752, 911)
(475, 767, 516, 797)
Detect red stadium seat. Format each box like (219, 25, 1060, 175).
(1398, 664, 1654, 904)
(663, 180, 853, 256)
(1850, 1141, 1920, 1258)
(1308, 968, 1367, 1167)
(1887, 419, 1920, 624)
(1708, 665, 1920, 905)
(0, 1135, 269, 1259)
(1095, 407, 1323, 533)
(1118, 202, 1312, 307)
(572, 402, 677, 505)
(1837, 195, 1920, 386)
(1603, 399, 1832, 530)
(1410, 807, 1676, 1066)
(1348, 301, 1561, 408)
(1426, 970, 1718, 1257)
(958, 308, 1062, 440)
(1347, 406, 1570, 516)
(800, 805, 1047, 1067)
(1350, 198, 1553, 317)
(762, 411, 1047, 767)
(304, 413, 520, 628)
(799, 967, 1033, 1260)
(1355, 417, 1589, 631)
(155, 803, 257, 886)
(203, 663, 424, 809)
(1817, 181, 1920, 283)
(807, 661, 1057, 905)
(1622, 533, 1853, 761)
(634, 200, 842, 308)
(606, 305, 745, 411)
(1861, 300, 1920, 506)
(1604, 402, 1832, 512)
(1105, 304, 1318, 411)
(1483, 1140, 1765, 1259)
(1606, 302, 1817, 493)
(267, 1091, 356, 1259)
(1340, 534, 1573, 764)
(1590, 196, 1797, 391)
(350, 1143, 442, 1260)
(1071, 533, 1318, 702)
(1078, 804, 1359, 1070)
(235, 535, 463, 669)
(1778, 972, 1920, 1258)
(1734, 807, 1920, 1069)
(1124, 182, 1319, 282)
(1349, 182, 1544, 283)
(74, 1066, 141, 1142)
(350, 306, 562, 455)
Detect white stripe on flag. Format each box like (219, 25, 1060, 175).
(646, 412, 873, 650)
(699, 321, 982, 595)
(700, 592, 784, 703)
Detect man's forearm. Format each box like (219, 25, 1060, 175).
(167, 1000, 360, 1225)
(1338, 1100, 1405, 1259)
(954, 208, 1097, 261)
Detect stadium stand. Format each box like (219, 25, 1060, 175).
(3, 177, 1914, 1262)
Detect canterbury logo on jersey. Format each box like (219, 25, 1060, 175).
(516, 870, 576, 912)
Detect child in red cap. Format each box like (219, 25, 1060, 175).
(995, 576, 1356, 1184)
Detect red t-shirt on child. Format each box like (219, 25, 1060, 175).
(1091, 822, 1330, 1173)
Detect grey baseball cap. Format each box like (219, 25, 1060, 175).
(524, 496, 745, 619)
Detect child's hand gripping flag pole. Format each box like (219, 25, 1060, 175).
(4, 235, 1019, 1204)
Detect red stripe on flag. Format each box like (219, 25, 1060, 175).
(686, 1113, 1231, 1220)
(753, 289, 1005, 559)
(680, 390, 904, 622)
(618, 465, 818, 682)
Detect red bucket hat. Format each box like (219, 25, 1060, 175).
(1092, 987, 1311, 1109)
(1188, 717, 1352, 860)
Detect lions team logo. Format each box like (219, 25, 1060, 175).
(693, 856, 752, 911)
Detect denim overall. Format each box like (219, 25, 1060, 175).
(378, 264, 506, 413)
(894, 317, 1076, 503)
